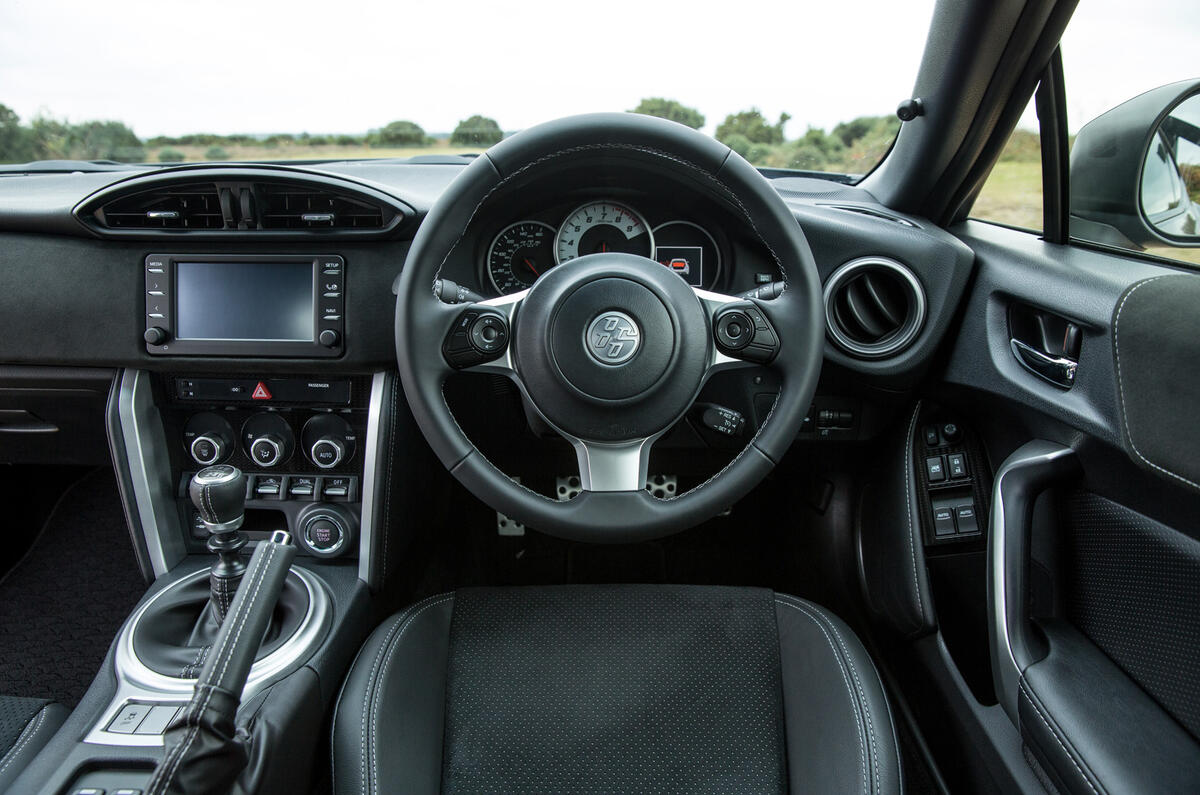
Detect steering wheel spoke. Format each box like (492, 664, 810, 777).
(693, 287, 783, 375)
(440, 289, 526, 375)
(571, 435, 658, 493)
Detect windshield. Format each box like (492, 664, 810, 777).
(0, 0, 935, 176)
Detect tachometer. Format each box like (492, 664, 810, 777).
(487, 221, 557, 295)
(554, 200, 654, 264)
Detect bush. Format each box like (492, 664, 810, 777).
(629, 98, 705, 129)
(204, 146, 229, 160)
(158, 148, 184, 162)
(66, 120, 144, 162)
(0, 104, 34, 163)
(450, 116, 503, 147)
(716, 109, 790, 146)
(370, 121, 428, 147)
(782, 143, 829, 171)
(746, 144, 774, 165)
(335, 134, 362, 146)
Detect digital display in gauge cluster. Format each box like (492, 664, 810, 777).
(485, 198, 722, 294)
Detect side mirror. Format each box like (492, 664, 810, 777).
(1070, 79, 1200, 248)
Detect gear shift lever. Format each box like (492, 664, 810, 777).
(189, 464, 248, 622)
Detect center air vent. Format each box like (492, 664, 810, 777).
(95, 183, 223, 229)
(260, 184, 385, 229)
(823, 257, 926, 359)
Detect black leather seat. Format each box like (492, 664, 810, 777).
(0, 695, 67, 792)
(333, 585, 901, 794)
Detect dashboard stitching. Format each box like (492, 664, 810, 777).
(1113, 274, 1199, 491)
(428, 143, 797, 506)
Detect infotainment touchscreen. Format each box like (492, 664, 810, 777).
(175, 260, 315, 342)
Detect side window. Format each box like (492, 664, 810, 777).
(970, 97, 1042, 233)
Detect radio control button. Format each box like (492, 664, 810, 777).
(144, 326, 168, 345)
(319, 329, 340, 348)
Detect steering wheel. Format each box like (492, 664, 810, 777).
(395, 113, 823, 542)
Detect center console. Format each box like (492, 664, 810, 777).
(162, 374, 370, 561)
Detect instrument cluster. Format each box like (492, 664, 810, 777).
(484, 198, 723, 295)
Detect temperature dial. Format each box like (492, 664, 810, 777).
(302, 415, 356, 470)
(183, 412, 235, 466)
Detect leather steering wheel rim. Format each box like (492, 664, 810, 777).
(395, 112, 824, 542)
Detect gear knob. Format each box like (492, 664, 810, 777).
(189, 464, 246, 531)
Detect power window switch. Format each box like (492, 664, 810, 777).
(947, 453, 967, 479)
(955, 505, 979, 535)
(925, 456, 946, 483)
(932, 506, 956, 537)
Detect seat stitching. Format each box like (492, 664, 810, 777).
(1113, 275, 1199, 490)
(356, 593, 452, 795)
(0, 705, 48, 778)
(779, 596, 878, 794)
(332, 612, 390, 795)
(775, 598, 869, 795)
(1019, 678, 1102, 795)
(902, 402, 925, 618)
(370, 595, 456, 795)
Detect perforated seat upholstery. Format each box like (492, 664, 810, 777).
(333, 585, 901, 794)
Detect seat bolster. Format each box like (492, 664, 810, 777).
(775, 595, 902, 795)
(332, 593, 455, 795)
(0, 700, 69, 793)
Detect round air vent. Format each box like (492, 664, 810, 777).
(823, 257, 926, 359)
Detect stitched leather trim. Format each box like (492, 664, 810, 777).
(1113, 275, 1200, 491)
(1019, 678, 1104, 795)
(902, 402, 926, 621)
(776, 596, 873, 794)
(0, 705, 49, 779)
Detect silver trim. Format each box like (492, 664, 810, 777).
(572, 437, 659, 492)
(86, 566, 331, 746)
(249, 436, 283, 467)
(117, 370, 186, 578)
(357, 372, 387, 585)
(583, 311, 641, 366)
(199, 515, 244, 534)
(192, 463, 238, 485)
(1009, 338, 1078, 389)
(310, 438, 345, 469)
(988, 441, 1077, 726)
(823, 256, 926, 359)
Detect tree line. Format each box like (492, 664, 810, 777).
(1, 98, 902, 174)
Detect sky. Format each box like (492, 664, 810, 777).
(0, 0, 1197, 139)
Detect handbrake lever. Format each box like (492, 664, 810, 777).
(146, 530, 297, 795)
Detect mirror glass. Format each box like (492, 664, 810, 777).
(1141, 94, 1200, 240)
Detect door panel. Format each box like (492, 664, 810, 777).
(942, 219, 1200, 793)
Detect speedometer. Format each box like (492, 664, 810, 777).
(487, 221, 557, 295)
(554, 201, 654, 264)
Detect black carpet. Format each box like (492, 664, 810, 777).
(0, 468, 146, 708)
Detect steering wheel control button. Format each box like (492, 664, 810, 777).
(714, 302, 780, 363)
(443, 309, 508, 369)
(701, 405, 746, 437)
(470, 314, 509, 354)
(715, 310, 754, 350)
(584, 311, 641, 366)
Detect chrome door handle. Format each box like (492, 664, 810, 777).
(1010, 338, 1077, 388)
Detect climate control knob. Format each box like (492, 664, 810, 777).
(183, 412, 235, 466)
(301, 415, 356, 470)
(241, 413, 295, 469)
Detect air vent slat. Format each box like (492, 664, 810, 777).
(824, 258, 927, 360)
(86, 177, 399, 234)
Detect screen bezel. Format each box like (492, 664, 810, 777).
(145, 253, 343, 358)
